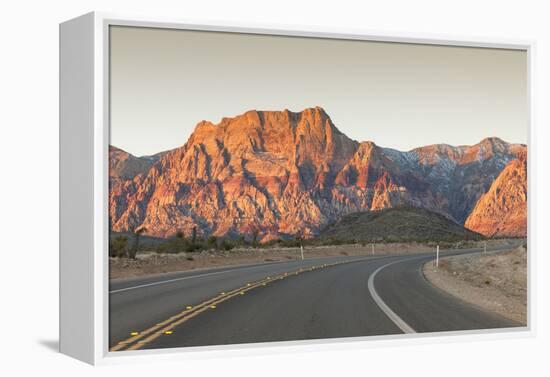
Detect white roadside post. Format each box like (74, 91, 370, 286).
(297, 232, 304, 261)
(372, 243, 374, 255)
(436, 244, 440, 268)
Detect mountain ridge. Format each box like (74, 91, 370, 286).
(109, 106, 527, 241)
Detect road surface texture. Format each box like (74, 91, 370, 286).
(109, 246, 522, 351)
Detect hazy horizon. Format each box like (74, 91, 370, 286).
(110, 26, 528, 157)
(109, 105, 525, 157)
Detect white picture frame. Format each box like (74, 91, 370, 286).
(59, 11, 536, 365)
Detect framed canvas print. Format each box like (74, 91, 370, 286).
(59, 12, 534, 365)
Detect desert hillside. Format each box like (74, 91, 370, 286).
(319, 207, 484, 243)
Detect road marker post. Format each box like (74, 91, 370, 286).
(372, 243, 374, 255)
(436, 245, 439, 268)
(300, 244, 304, 260)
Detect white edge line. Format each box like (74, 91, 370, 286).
(366, 248, 514, 334)
(109, 256, 372, 294)
(109, 257, 345, 293)
(109, 269, 235, 293)
(110, 248, 499, 295)
(109, 258, 299, 293)
(367, 258, 418, 334)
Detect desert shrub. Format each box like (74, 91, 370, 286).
(207, 236, 218, 249)
(220, 239, 235, 251)
(185, 242, 203, 253)
(277, 238, 301, 248)
(153, 234, 216, 254)
(110, 236, 128, 258)
(154, 237, 189, 254)
(236, 235, 248, 247)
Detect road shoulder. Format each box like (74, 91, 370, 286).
(422, 245, 527, 325)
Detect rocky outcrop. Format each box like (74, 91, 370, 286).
(464, 155, 527, 237)
(109, 146, 154, 180)
(109, 107, 527, 240)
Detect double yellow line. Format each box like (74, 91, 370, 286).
(111, 261, 349, 351)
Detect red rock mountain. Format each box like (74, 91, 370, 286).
(109, 107, 527, 240)
(464, 153, 527, 237)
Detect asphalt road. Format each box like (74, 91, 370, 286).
(109, 246, 522, 351)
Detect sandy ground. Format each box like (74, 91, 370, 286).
(423, 244, 527, 325)
(109, 239, 515, 280)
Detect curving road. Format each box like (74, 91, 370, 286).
(109, 246, 522, 351)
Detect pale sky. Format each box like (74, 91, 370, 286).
(110, 26, 528, 157)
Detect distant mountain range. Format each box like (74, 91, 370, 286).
(109, 106, 527, 241)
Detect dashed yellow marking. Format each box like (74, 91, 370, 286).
(108, 279, 265, 352)
(111, 260, 351, 352)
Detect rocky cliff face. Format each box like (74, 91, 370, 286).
(464, 154, 527, 237)
(109, 146, 170, 229)
(109, 107, 527, 240)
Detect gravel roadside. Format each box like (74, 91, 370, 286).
(423, 244, 527, 325)
(110, 239, 516, 280)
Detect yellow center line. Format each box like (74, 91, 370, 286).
(109, 279, 266, 351)
(110, 276, 273, 351)
(112, 260, 352, 352)
(125, 277, 274, 350)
